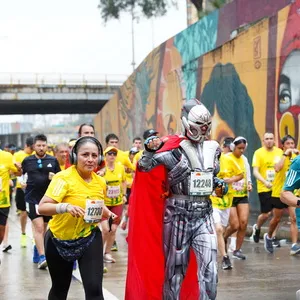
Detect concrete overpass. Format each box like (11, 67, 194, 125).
(0, 73, 124, 114)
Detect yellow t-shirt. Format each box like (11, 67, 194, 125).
(14, 150, 30, 188)
(116, 150, 135, 171)
(103, 163, 126, 206)
(252, 147, 283, 193)
(228, 153, 248, 198)
(211, 153, 243, 209)
(46, 166, 106, 240)
(0, 151, 17, 208)
(272, 153, 297, 198)
(125, 170, 134, 189)
(59, 164, 66, 171)
(133, 150, 143, 165)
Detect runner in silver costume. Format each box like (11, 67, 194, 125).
(138, 99, 227, 300)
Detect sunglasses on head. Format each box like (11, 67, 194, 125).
(107, 151, 117, 156)
(37, 159, 43, 169)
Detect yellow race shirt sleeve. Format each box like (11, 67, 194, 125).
(0, 151, 17, 208)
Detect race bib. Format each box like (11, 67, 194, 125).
(266, 169, 275, 182)
(189, 171, 213, 196)
(84, 200, 104, 224)
(107, 185, 121, 198)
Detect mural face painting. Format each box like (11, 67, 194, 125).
(277, 1, 300, 147)
(94, 1, 300, 208)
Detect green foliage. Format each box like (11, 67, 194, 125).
(198, 0, 226, 19)
(97, 0, 226, 22)
(98, 0, 168, 21)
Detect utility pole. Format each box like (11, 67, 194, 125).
(131, 6, 136, 72)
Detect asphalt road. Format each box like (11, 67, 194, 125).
(1, 210, 300, 300)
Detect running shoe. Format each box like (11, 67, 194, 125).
(290, 244, 300, 255)
(104, 253, 116, 263)
(232, 249, 246, 260)
(103, 266, 108, 274)
(2, 245, 12, 252)
(111, 241, 118, 252)
(222, 255, 232, 270)
(252, 224, 260, 243)
(33, 245, 39, 264)
(272, 237, 280, 248)
(38, 255, 48, 269)
(20, 234, 27, 248)
(264, 233, 274, 254)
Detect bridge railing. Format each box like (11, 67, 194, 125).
(0, 73, 128, 86)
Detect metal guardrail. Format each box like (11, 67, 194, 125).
(0, 73, 128, 86)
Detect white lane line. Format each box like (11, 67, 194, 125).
(72, 268, 119, 300)
(8, 213, 119, 300)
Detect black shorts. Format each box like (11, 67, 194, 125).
(271, 197, 288, 210)
(0, 207, 10, 226)
(232, 196, 249, 207)
(259, 191, 273, 213)
(15, 188, 26, 211)
(126, 188, 131, 205)
(26, 203, 51, 223)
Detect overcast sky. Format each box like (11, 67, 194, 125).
(0, 0, 187, 122)
(0, 0, 187, 78)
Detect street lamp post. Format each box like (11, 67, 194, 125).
(131, 6, 136, 72)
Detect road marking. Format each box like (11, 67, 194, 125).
(8, 213, 119, 300)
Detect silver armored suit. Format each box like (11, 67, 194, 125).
(138, 138, 221, 300)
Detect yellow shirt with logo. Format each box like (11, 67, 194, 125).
(211, 153, 243, 209)
(228, 153, 248, 198)
(0, 151, 18, 208)
(252, 147, 283, 193)
(14, 150, 30, 188)
(46, 166, 106, 240)
(103, 163, 126, 207)
(272, 153, 297, 198)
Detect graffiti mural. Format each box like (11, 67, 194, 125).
(94, 1, 300, 207)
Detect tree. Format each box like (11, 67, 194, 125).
(97, 0, 226, 22)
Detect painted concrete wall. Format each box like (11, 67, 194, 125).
(94, 0, 300, 207)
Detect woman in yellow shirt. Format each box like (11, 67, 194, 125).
(38, 137, 119, 300)
(223, 137, 252, 260)
(101, 146, 127, 264)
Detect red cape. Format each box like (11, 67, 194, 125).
(125, 135, 199, 300)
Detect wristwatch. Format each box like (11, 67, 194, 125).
(297, 199, 300, 207)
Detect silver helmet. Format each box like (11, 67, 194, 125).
(181, 99, 212, 142)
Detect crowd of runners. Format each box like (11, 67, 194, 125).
(0, 116, 300, 299)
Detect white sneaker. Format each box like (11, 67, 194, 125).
(104, 253, 116, 263)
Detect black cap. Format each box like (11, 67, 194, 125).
(143, 129, 158, 140)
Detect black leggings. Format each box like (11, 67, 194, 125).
(45, 227, 104, 300)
